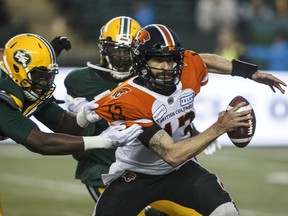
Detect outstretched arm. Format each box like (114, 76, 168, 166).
(25, 124, 142, 155)
(199, 53, 287, 94)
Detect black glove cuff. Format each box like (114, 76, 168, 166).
(231, 59, 258, 79)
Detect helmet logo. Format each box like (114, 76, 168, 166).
(133, 30, 150, 52)
(13, 50, 31, 67)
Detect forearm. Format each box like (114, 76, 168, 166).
(25, 127, 85, 155)
(149, 124, 224, 167)
(199, 53, 232, 74)
(56, 111, 85, 135)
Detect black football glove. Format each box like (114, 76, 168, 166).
(50, 36, 71, 58)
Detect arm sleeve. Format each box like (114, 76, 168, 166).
(0, 102, 36, 144)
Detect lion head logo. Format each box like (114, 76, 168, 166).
(111, 87, 131, 99)
(133, 29, 150, 53)
(122, 171, 137, 182)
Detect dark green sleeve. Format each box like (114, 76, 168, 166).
(33, 100, 65, 132)
(0, 102, 36, 144)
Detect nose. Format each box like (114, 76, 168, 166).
(161, 60, 173, 70)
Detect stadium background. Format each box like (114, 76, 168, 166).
(0, 0, 287, 215)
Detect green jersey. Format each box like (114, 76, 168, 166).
(0, 70, 65, 144)
(64, 64, 121, 187)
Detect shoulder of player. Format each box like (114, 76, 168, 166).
(100, 78, 155, 108)
(65, 66, 90, 82)
(64, 65, 106, 86)
(183, 50, 201, 60)
(183, 50, 206, 69)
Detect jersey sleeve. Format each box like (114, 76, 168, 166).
(180, 50, 209, 95)
(0, 102, 36, 144)
(95, 81, 155, 128)
(33, 100, 65, 132)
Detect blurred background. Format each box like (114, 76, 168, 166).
(1, 0, 288, 70)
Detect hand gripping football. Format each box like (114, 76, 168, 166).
(226, 96, 256, 148)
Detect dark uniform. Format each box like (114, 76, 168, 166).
(0, 70, 65, 143)
(64, 64, 120, 191)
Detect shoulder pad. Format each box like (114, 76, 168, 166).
(0, 90, 20, 110)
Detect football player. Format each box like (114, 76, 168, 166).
(64, 16, 220, 216)
(64, 16, 171, 216)
(0, 33, 142, 155)
(92, 24, 286, 216)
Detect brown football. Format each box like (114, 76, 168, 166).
(226, 96, 256, 148)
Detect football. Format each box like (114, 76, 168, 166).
(226, 96, 256, 148)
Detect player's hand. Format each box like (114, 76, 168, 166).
(203, 139, 221, 155)
(76, 101, 101, 127)
(252, 71, 286, 94)
(82, 101, 101, 123)
(100, 124, 143, 148)
(50, 36, 71, 58)
(66, 95, 88, 113)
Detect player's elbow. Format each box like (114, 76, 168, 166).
(24, 126, 55, 155)
(164, 153, 187, 167)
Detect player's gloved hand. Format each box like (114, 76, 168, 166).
(83, 124, 143, 150)
(50, 36, 71, 58)
(100, 124, 143, 148)
(203, 139, 222, 155)
(76, 101, 101, 128)
(66, 94, 88, 113)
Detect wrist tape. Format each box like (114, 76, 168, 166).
(83, 136, 111, 150)
(76, 111, 89, 128)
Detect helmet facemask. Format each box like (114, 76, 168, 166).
(100, 42, 133, 80)
(133, 47, 184, 93)
(145, 52, 183, 90)
(23, 65, 58, 102)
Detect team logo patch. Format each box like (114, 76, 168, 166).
(111, 87, 131, 99)
(13, 50, 31, 67)
(133, 29, 150, 54)
(122, 171, 137, 182)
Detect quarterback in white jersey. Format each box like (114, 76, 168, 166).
(93, 24, 286, 216)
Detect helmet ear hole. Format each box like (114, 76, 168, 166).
(13, 64, 19, 73)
